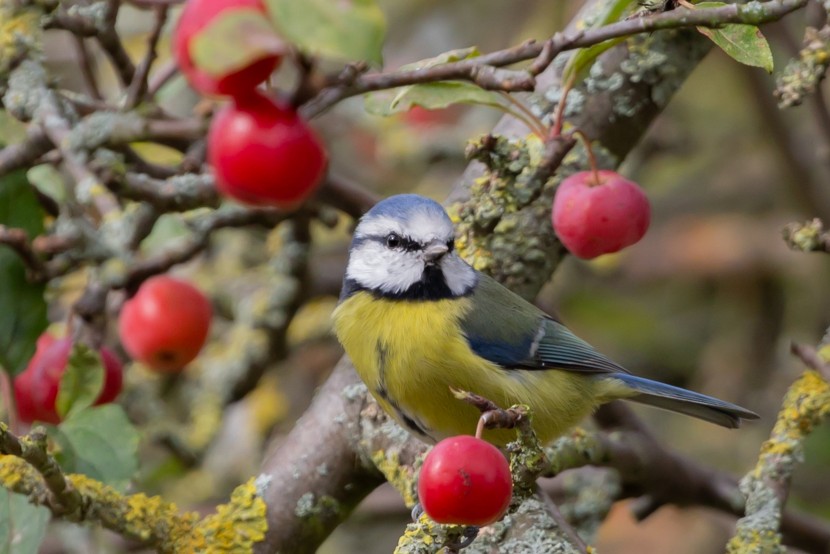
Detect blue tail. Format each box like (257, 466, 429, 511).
(612, 373, 759, 428)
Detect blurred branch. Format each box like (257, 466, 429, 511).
(564, 404, 830, 553)
(743, 67, 830, 222)
(37, 89, 117, 215)
(121, 206, 292, 292)
(125, 5, 169, 109)
(0, 127, 51, 176)
(303, 0, 807, 118)
(71, 35, 102, 101)
(98, 0, 136, 87)
(318, 175, 380, 219)
(101, 171, 220, 212)
(0, 225, 48, 280)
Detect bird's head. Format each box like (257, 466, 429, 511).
(344, 194, 478, 300)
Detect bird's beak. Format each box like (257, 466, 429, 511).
(423, 241, 449, 263)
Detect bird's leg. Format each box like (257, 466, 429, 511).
(444, 525, 480, 553)
(410, 502, 423, 522)
(449, 387, 527, 438)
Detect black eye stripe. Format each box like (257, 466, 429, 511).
(377, 233, 421, 252)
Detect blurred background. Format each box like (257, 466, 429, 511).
(9, 0, 830, 552)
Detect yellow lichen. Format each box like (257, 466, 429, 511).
(371, 450, 418, 508)
(0, 8, 40, 74)
(190, 478, 268, 553)
(0, 455, 40, 492)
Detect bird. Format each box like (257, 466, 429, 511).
(332, 194, 759, 446)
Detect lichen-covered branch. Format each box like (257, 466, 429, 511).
(775, 24, 830, 107)
(0, 424, 267, 552)
(782, 218, 830, 253)
(727, 344, 830, 553)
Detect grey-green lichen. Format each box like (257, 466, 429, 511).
(449, 134, 569, 300)
(67, 111, 148, 152)
(557, 469, 620, 543)
(775, 25, 830, 108)
(3, 59, 49, 121)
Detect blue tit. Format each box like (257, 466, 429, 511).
(332, 194, 758, 445)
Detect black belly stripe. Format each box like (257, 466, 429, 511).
(374, 340, 431, 438)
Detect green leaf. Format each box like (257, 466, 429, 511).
(52, 405, 139, 492)
(0, 111, 27, 146)
(563, 37, 626, 82)
(26, 164, 66, 203)
(563, 0, 635, 82)
(365, 82, 503, 116)
(266, 0, 385, 65)
(364, 48, 502, 116)
(190, 8, 284, 79)
(695, 3, 773, 72)
(55, 344, 104, 420)
(398, 46, 482, 71)
(0, 170, 48, 376)
(0, 488, 50, 554)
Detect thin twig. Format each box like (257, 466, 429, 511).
(97, 0, 136, 87)
(791, 341, 830, 381)
(0, 225, 47, 280)
(147, 60, 179, 96)
(317, 175, 380, 218)
(125, 5, 169, 109)
(72, 35, 103, 100)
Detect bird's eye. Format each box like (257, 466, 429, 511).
(446, 239, 455, 252)
(385, 233, 402, 249)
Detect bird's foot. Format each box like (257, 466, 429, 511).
(410, 502, 423, 522)
(445, 526, 479, 552)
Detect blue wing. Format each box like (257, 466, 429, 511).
(459, 274, 758, 428)
(460, 274, 626, 373)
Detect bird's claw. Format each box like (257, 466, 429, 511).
(444, 525, 480, 552)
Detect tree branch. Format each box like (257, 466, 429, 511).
(302, 0, 807, 118)
(125, 5, 169, 109)
(727, 344, 830, 552)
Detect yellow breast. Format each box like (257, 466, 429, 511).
(332, 291, 608, 445)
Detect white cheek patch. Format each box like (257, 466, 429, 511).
(441, 254, 478, 296)
(346, 242, 424, 294)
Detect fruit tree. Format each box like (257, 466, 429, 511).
(0, 0, 829, 552)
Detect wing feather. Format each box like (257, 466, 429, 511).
(460, 274, 626, 374)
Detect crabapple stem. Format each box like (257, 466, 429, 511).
(475, 416, 486, 439)
(550, 73, 576, 138)
(498, 92, 547, 138)
(571, 129, 601, 185)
